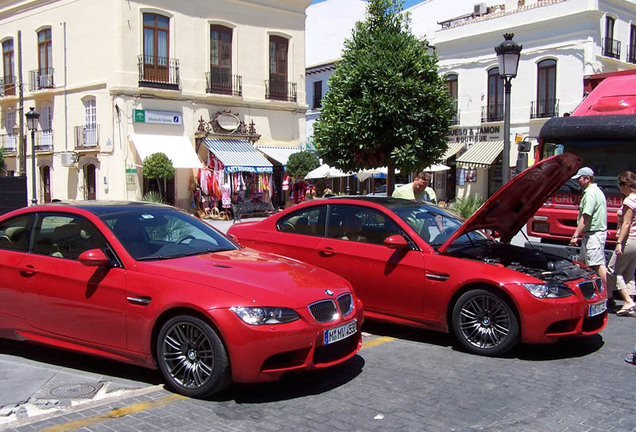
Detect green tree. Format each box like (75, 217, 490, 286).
(0, 148, 5, 176)
(142, 152, 175, 199)
(313, 0, 454, 194)
(285, 151, 320, 179)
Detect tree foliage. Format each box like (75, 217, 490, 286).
(313, 0, 454, 183)
(285, 151, 320, 179)
(0, 148, 5, 176)
(142, 152, 175, 180)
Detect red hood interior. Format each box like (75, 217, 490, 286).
(438, 153, 582, 253)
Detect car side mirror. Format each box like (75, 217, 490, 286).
(383, 235, 409, 249)
(78, 249, 110, 267)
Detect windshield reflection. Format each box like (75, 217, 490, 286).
(392, 204, 490, 250)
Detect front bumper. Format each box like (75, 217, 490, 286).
(209, 301, 364, 383)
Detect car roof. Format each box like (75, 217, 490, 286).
(35, 200, 175, 216)
(327, 195, 425, 210)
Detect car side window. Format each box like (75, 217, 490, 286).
(32, 214, 108, 260)
(327, 205, 403, 245)
(277, 206, 325, 237)
(0, 215, 32, 252)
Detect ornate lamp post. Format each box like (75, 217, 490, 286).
(25, 107, 40, 205)
(495, 33, 522, 184)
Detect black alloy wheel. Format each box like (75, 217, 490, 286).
(452, 289, 519, 356)
(157, 315, 230, 398)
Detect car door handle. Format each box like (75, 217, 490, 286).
(319, 247, 336, 257)
(19, 265, 37, 277)
(127, 296, 152, 306)
(425, 273, 449, 282)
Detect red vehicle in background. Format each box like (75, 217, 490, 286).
(526, 69, 636, 262)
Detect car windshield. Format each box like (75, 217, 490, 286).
(392, 204, 491, 250)
(100, 208, 238, 260)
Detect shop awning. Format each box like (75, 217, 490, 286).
(456, 140, 504, 169)
(256, 145, 301, 167)
(203, 138, 273, 173)
(128, 134, 203, 169)
(442, 142, 466, 160)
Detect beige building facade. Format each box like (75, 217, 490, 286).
(0, 0, 310, 210)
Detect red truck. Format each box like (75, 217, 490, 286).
(525, 69, 636, 261)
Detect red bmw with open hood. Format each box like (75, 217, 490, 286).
(229, 153, 607, 356)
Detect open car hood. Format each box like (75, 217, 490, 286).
(438, 153, 582, 253)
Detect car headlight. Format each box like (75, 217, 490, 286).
(230, 307, 300, 325)
(523, 283, 573, 298)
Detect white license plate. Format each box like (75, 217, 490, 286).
(324, 319, 357, 345)
(588, 300, 607, 317)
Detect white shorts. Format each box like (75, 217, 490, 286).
(581, 231, 607, 267)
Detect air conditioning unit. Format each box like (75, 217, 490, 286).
(474, 2, 487, 15)
(61, 152, 77, 167)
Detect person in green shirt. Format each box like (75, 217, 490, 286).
(569, 167, 608, 297)
(392, 172, 437, 204)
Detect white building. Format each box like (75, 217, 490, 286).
(305, 0, 636, 200)
(0, 0, 310, 210)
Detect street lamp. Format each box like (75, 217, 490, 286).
(25, 107, 40, 205)
(495, 33, 522, 184)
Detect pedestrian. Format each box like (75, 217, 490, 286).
(607, 171, 636, 316)
(569, 167, 608, 298)
(392, 172, 437, 204)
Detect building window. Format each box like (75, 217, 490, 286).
(268, 36, 289, 100)
(41, 165, 51, 203)
(39, 105, 53, 151)
(629, 24, 636, 64)
(603, 16, 620, 59)
(83, 98, 97, 146)
(36, 29, 54, 88)
(2, 39, 15, 96)
(486, 68, 503, 122)
(209, 25, 233, 95)
(312, 80, 322, 109)
(84, 164, 96, 200)
(445, 74, 458, 124)
(533, 59, 558, 118)
(143, 13, 169, 81)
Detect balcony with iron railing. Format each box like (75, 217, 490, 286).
(602, 37, 621, 59)
(138, 55, 180, 90)
(481, 102, 503, 122)
(0, 133, 19, 153)
(29, 68, 55, 91)
(74, 125, 99, 149)
(530, 99, 559, 119)
(34, 129, 54, 152)
(265, 79, 297, 102)
(629, 43, 636, 64)
(1, 76, 16, 97)
(206, 71, 242, 96)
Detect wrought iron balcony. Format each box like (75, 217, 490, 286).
(206, 71, 242, 96)
(629, 43, 636, 64)
(481, 103, 503, 122)
(602, 38, 621, 59)
(34, 129, 54, 152)
(74, 125, 99, 149)
(530, 99, 559, 119)
(29, 68, 54, 91)
(265, 79, 297, 102)
(0, 76, 16, 97)
(138, 55, 180, 90)
(0, 133, 19, 153)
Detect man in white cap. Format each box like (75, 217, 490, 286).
(569, 167, 608, 297)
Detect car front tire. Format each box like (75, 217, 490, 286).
(157, 315, 230, 398)
(452, 289, 519, 356)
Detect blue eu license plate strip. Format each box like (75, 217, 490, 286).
(324, 319, 357, 345)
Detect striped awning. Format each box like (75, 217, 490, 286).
(442, 141, 466, 160)
(203, 138, 273, 173)
(456, 140, 504, 169)
(256, 145, 301, 167)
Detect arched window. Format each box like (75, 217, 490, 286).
(603, 16, 620, 58)
(2, 38, 15, 95)
(534, 59, 557, 118)
(84, 164, 96, 200)
(40, 165, 51, 203)
(486, 68, 503, 122)
(209, 25, 233, 94)
(37, 29, 53, 88)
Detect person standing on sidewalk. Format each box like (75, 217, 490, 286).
(569, 167, 608, 300)
(608, 171, 636, 315)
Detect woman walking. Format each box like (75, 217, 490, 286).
(608, 171, 636, 316)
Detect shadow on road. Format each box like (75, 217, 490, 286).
(0, 339, 163, 386)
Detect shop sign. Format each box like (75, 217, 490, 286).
(126, 168, 137, 190)
(134, 109, 182, 125)
(448, 126, 501, 144)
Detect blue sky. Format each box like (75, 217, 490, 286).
(310, 0, 424, 9)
